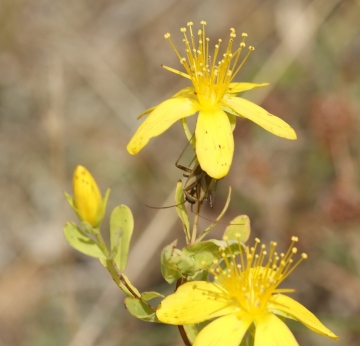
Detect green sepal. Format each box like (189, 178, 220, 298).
(240, 323, 255, 346)
(98, 188, 111, 225)
(175, 181, 190, 243)
(124, 297, 159, 322)
(161, 240, 196, 284)
(65, 192, 83, 226)
(63, 222, 108, 259)
(64, 188, 110, 229)
(65, 192, 74, 208)
(181, 117, 196, 145)
(224, 215, 251, 243)
(81, 221, 100, 235)
(183, 324, 200, 344)
(64, 192, 99, 234)
(225, 110, 237, 132)
(183, 239, 243, 272)
(183, 322, 211, 344)
(110, 205, 134, 272)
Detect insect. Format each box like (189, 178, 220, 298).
(146, 139, 218, 211)
(176, 150, 218, 208)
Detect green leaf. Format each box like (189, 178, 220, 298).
(63, 222, 108, 259)
(175, 181, 190, 242)
(120, 273, 141, 298)
(183, 239, 243, 271)
(110, 205, 134, 272)
(124, 297, 158, 322)
(224, 215, 251, 243)
(161, 240, 196, 284)
(141, 291, 164, 302)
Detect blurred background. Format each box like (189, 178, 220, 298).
(0, 0, 359, 345)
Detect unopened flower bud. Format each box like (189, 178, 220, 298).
(70, 165, 107, 227)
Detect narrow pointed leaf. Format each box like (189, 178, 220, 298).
(197, 187, 232, 242)
(175, 180, 190, 242)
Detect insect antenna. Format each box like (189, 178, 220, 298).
(144, 201, 185, 210)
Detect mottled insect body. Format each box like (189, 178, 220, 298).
(176, 157, 218, 208)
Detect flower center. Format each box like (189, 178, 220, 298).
(211, 237, 307, 316)
(164, 21, 254, 108)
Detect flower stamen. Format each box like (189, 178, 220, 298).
(163, 22, 255, 107)
(206, 237, 308, 314)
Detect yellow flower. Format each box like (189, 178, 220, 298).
(66, 165, 109, 228)
(127, 21, 297, 179)
(156, 237, 338, 346)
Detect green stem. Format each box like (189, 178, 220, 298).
(95, 231, 109, 256)
(87, 228, 156, 313)
(175, 278, 191, 345)
(190, 203, 201, 244)
(181, 118, 195, 145)
(94, 232, 129, 294)
(178, 325, 192, 346)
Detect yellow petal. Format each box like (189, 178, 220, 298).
(127, 97, 199, 154)
(171, 86, 197, 99)
(137, 106, 155, 120)
(156, 281, 238, 325)
(195, 109, 234, 179)
(254, 312, 299, 346)
(194, 313, 253, 346)
(222, 96, 297, 140)
(268, 294, 338, 340)
(227, 82, 269, 94)
(137, 87, 197, 119)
